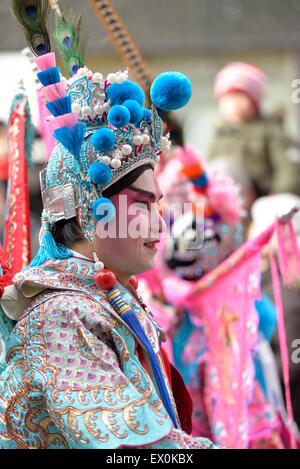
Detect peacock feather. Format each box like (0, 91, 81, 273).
(10, 0, 51, 56)
(89, 0, 153, 93)
(51, 1, 85, 77)
(89, 0, 184, 145)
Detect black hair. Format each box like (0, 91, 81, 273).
(51, 163, 154, 247)
(51, 217, 85, 247)
(102, 163, 153, 198)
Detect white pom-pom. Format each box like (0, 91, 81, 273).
(107, 73, 117, 83)
(113, 149, 122, 159)
(101, 156, 111, 165)
(82, 105, 91, 116)
(132, 135, 143, 145)
(71, 102, 81, 113)
(92, 72, 103, 83)
(94, 260, 104, 272)
(103, 101, 111, 110)
(122, 144, 132, 155)
(111, 158, 122, 169)
(115, 73, 126, 84)
(77, 67, 88, 77)
(142, 134, 150, 145)
(94, 104, 104, 114)
(161, 135, 171, 151)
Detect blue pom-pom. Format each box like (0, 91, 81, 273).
(123, 100, 143, 125)
(53, 123, 85, 158)
(255, 294, 277, 342)
(46, 96, 72, 117)
(106, 80, 145, 107)
(107, 105, 130, 128)
(89, 162, 113, 185)
(150, 72, 192, 111)
(93, 197, 116, 222)
(192, 172, 209, 189)
(143, 108, 152, 122)
(91, 128, 116, 153)
(37, 66, 61, 86)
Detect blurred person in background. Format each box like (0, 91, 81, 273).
(207, 156, 257, 216)
(139, 146, 288, 448)
(208, 62, 300, 207)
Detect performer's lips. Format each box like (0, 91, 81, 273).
(143, 240, 159, 252)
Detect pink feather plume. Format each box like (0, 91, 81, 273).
(48, 112, 79, 131)
(35, 52, 56, 71)
(207, 173, 243, 224)
(173, 144, 205, 169)
(173, 144, 243, 224)
(43, 82, 66, 102)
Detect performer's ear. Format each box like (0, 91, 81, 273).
(51, 217, 85, 248)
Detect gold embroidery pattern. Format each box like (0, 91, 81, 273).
(0, 288, 171, 448)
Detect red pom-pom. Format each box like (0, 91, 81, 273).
(129, 275, 139, 290)
(95, 269, 117, 290)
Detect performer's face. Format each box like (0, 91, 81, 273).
(219, 91, 257, 126)
(94, 169, 165, 280)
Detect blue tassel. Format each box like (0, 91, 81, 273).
(53, 123, 85, 158)
(30, 212, 72, 267)
(122, 310, 178, 428)
(255, 294, 277, 342)
(37, 66, 61, 86)
(46, 96, 72, 117)
(30, 230, 72, 267)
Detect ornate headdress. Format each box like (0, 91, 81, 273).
(11, 0, 192, 266)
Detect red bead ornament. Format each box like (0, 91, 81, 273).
(95, 269, 117, 290)
(129, 275, 139, 290)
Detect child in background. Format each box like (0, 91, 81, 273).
(208, 62, 300, 201)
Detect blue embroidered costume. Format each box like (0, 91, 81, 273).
(0, 256, 217, 449)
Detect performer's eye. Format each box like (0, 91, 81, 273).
(134, 200, 151, 210)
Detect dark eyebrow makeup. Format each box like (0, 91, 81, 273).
(129, 185, 163, 201)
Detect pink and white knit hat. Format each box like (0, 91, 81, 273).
(214, 62, 266, 109)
